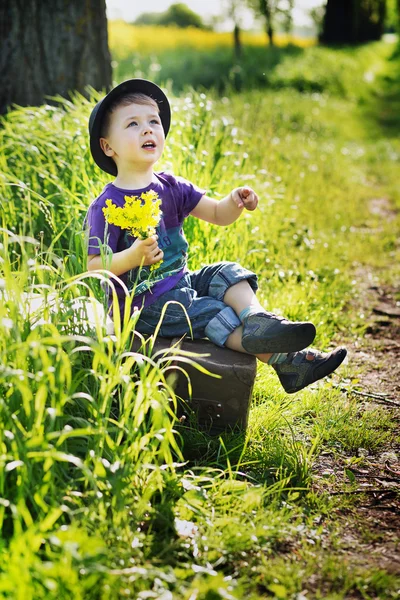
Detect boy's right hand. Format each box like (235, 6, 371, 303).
(129, 235, 164, 268)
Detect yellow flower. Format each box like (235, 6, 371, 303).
(102, 191, 163, 271)
(102, 191, 162, 240)
(150, 259, 163, 272)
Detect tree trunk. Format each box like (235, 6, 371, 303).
(321, 0, 387, 44)
(371, 0, 386, 40)
(267, 21, 274, 46)
(233, 23, 242, 59)
(282, 0, 294, 35)
(259, 0, 274, 46)
(0, 0, 112, 115)
(321, 0, 356, 43)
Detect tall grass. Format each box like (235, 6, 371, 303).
(0, 39, 399, 598)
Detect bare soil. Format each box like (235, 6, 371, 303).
(311, 275, 400, 584)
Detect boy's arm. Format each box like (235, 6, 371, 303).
(189, 187, 258, 226)
(87, 236, 163, 275)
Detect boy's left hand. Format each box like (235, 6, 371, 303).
(231, 187, 258, 211)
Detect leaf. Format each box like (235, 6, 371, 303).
(268, 583, 288, 598)
(344, 468, 356, 483)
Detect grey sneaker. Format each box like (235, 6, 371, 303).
(241, 311, 316, 354)
(273, 347, 347, 394)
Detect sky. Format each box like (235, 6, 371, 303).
(106, 0, 324, 30)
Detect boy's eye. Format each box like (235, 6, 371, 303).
(150, 119, 160, 124)
(127, 121, 138, 127)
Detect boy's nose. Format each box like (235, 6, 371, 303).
(143, 125, 153, 135)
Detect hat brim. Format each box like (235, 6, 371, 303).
(89, 79, 171, 176)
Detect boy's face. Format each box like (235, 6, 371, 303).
(99, 101, 165, 172)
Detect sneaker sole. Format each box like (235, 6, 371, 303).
(284, 347, 348, 393)
(242, 322, 316, 354)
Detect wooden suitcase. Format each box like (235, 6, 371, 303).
(132, 335, 257, 435)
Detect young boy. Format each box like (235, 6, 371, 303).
(85, 78, 347, 394)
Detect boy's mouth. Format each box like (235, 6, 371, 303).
(142, 140, 156, 149)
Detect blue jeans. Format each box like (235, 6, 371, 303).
(135, 261, 258, 347)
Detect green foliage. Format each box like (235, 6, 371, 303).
(267, 43, 383, 98)
(114, 39, 387, 99)
(159, 3, 207, 29)
(135, 2, 207, 29)
(0, 39, 399, 598)
(246, 0, 295, 36)
(134, 11, 163, 26)
(385, 0, 399, 31)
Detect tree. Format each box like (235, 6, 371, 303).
(259, 0, 274, 45)
(309, 5, 326, 39)
(247, 0, 295, 46)
(134, 12, 163, 26)
(134, 3, 206, 28)
(221, 0, 245, 59)
(0, 0, 112, 116)
(279, 0, 295, 35)
(161, 3, 206, 28)
(321, 0, 387, 44)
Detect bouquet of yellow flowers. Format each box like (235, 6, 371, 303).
(102, 190, 163, 271)
(102, 190, 162, 238)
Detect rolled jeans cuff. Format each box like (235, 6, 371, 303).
(208, 262, 258, 301)
(204, 306, 242, 347)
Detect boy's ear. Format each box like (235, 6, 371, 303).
(99, 137, 114, 157)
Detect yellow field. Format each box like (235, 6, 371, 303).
(108, 20, 315, 58)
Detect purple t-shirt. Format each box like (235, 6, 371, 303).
(84, 171, 206, 313)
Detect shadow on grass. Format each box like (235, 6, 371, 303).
(175, 419, 248, 467)
(175, 417, 313, 493)
(366, 42, 400, 136)
(114, 43, 305, 94)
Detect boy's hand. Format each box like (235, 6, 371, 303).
(231, 187, 258, 211)
(129, 235, 164, 267)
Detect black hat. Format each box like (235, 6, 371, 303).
(88, 79, 171, 176)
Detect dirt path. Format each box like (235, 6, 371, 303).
(304, 43, 400, 592)
(339, 280, 399, 568)
(310, 197, 400, 584)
